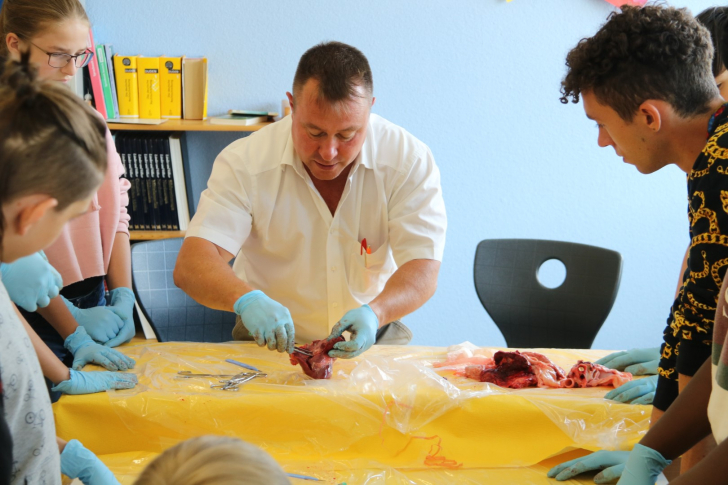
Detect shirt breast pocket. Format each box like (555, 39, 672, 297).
(347, 240, 389, 300)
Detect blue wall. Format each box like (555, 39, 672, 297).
(87, 0, 718, 350)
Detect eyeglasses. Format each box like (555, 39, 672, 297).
(29, 41, 94, 68)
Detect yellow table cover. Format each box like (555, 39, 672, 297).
(54, 342, 649, 479)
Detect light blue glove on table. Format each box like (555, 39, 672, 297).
(234, 290, 294, 353)
(596, 348, 660, 376)
(547, 450, 630, 483)
(60, 439, 121, 485)
(62, 296, 124, 344)
(327, 305, 378, 359)
(64, 326, 135, 371)
(617, 444, 671, 485)
(0, 251, 62, 312)
(51, 368, 137, 394)
(605, 375, 657, 405)
(103, 287, 137, 348)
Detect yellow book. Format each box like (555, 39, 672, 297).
(160, 56, 181, 119)
(137, 57, 161, 119)
(113, 55, 139, 118)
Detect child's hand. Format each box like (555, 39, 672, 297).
(103, 287, 137, 348)
(63, 297, 124, 343)
(60, 438, 121, 484)
(51, 369, 137, 394)
(63, 326, 135, 371)
(0, 251, 62, 312)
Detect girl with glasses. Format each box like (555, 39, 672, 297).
(0, 0, 137, 404)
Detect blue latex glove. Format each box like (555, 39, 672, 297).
(596, 348, 660, 376)
(604, 376, 657, 405)
(60, 439, 121, 485)
(62, 296, 124, 344)
(234, 290, 294, 353)
(327, 305, 378, 359)
(617, 444, 671, 485)
(0, 251, 62, 312)
(547, 450, 630, 483)
(51, 368, 137, 394)
(64, 326, 136, 371)
(103, 287, 137, 348)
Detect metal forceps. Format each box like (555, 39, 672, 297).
(176, 371, 242, 379)
(211, 372, 268, 391)
(292, 346, 313, 357)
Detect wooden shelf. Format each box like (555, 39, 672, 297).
(108, 119, 272, 132)
(130, 230, 185, 241)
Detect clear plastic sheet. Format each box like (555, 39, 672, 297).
(54, 342, 648, 471)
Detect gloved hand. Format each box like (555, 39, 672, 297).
(547, 450, 630, 483)
(62, 297, 124, 344)
(64, 326, 135, 371)
(60, 439, 121, 485)
(605, 376, 657, 405)
(327, 305, 378, 359)
(0, 251, 62, 312)
(51, 368, 137, 394)
(596, 348, 660, 376)
(617, 444, 671, 485)
(103, 287, 137, 348)
(234, 290, 294, 353)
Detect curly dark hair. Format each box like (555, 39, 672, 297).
(561, 5, 718, 121)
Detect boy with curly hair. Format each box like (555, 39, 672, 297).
(547, 5, 728, 483)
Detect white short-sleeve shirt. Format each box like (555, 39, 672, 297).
(186, 113, 446, 342)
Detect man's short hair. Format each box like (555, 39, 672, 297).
(561, 5, 718, 121)
(293, 41, 373, 103)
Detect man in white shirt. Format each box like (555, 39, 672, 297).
(174, 41, 446, 358)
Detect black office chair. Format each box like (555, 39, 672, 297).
(473, 239, 622, 349)
(131, 238, 237, 342)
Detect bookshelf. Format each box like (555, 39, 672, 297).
(114, 120, 273, 240)
(108, 119, 272, 132)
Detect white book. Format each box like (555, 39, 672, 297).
(168, 134, 190, 230)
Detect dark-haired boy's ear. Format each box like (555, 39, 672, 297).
(638, 101, 662, 132)
(371, 96, 376, 107)
(14, 196, 59, 236)
(5, 33, 22, 59)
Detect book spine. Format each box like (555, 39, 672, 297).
(168, 134, 190, 230)
(86, 30, 108, 119)
(163, 137, 179, 230)
(137, 57, 161, 119)
(143, 138, 161, 230)
(113, 55, 139, 118)
(152, 139, 168, 230)
(104, 44, 120, 119)
(96, 45, 115, 119)
(133, 138, 151, 230)
(160, 57, 182, 119)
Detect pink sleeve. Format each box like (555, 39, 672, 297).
(107, 128, 131, 234)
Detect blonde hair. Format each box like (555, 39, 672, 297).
(0, 0, 89, 57)
(133, 436, 291, 485)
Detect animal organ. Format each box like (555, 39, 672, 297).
(289, 337, 345, 379)
(560, 360, 632, 388)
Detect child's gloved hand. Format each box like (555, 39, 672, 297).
(103, 287, 137, 348)
(64, 326, 135, 371)
(51, 368, 137, 395)
(0, 251, 62, 312)
(60, 439, 121, 485)
(547, 450, 630, 483)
